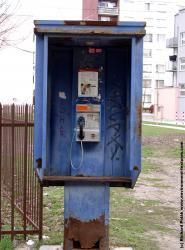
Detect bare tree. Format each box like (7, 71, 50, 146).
(0, 0, 22, 49)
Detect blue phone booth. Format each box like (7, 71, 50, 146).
(34, 20, 145, 250)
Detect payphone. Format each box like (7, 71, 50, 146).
(70, 68, 101, 170)
(75, 68, 100, 142)
(34, 20, 145, 183)
(34, 20, 146, 250)
(76, 104, 100, 142)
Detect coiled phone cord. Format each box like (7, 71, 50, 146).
(70, 131, 84, 170)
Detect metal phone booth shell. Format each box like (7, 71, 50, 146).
(34, 20, 145, 249)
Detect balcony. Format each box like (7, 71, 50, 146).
(169, 55, 177, 62)
(166, 37, 178, 48)
(98, 6, 119, 16)
(166, 61, 177, 72)
(143, 73, 152, 79)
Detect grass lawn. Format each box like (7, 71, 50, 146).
(34, 125, 184, 249)
(143, 124, 185, 136)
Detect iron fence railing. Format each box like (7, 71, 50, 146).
(0, 104, 43, 240)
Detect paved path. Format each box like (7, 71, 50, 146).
(143, 123, 185, 131)
(143, 113, 185, 126)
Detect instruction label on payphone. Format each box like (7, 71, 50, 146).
(76, 104, 100, 142)
(78, 69, 98, 97)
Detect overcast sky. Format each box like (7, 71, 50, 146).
(0, 0, 185, 103)
(0, 0, 82, 103)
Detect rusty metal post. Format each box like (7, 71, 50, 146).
(23, 104, 28, 240)
(0, 103, 2, 240)
(11, 104, 15, 240)
(64, 184, 109, 250)
(38, 184, 43, 241)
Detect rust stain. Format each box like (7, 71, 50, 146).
(64, 20, 118, 26)
(36, 158, 42, 169)
(64, 215, 108, 249)
(34, 27, 146, 36)
(133, 165, 139, 171)
(136, 101, 142, 138)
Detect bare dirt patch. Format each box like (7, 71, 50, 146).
(135, 157, 180, 208)
(145, 231, 179, 250)
(135, 134, 185, 249)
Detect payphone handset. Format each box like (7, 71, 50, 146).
(76, 104, 100, 142)
(70, 69, 100, 170)
(70, 104, 101, 170)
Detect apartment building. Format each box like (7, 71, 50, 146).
(119, 0, 185, 110)
(176, 9, 185, 102)
(82, 0, 185, 113)
(155, 8, 185, 121)
(83, 0, 119, 21)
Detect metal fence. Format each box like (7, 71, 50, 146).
(0, 104, 43, 240)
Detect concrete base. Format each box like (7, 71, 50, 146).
(39, 247, 132, 250)
(39, 246, 62, 250)
(111, 248, 133, 250)
(15, 243, 133, 250)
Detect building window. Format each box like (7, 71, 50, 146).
(179, 58, 185, 71)
(156, 80, 164, 88)
(179, 83, 185, 96)
(99, 2, 107, 7)
(143, 73, 152, 79)
(157, 4, 166, 13)
(157, 34, 166, 42)
(144, 49, 152, 58)
(107, 2, 116, 8)
(156, 19, 166, 28)
(99, 1, 116, 8)
(124, 16, 134, 20)
(156, 64, 165, 73)
(143, 64, 152, 73)
(145, 3, 150, 11)
(143, 94, 151, 103)
(143, 79, 152, 88)
(100, 16, 111, 21)
(180, 32, 185, 46)
(144, 18, 153, 27)
(99, 1, 104, 7)
(144, 34, 153, 42)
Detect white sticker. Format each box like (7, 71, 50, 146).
(78, 69, 98, 97)
(59, 92, 66, 99)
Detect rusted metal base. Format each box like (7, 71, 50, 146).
(64, 215, 108, 250)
